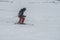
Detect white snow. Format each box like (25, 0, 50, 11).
(0, 0, 60, 40)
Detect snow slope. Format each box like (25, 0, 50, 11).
(0, 0, 60, 40)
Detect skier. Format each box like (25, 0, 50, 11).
(18, 8, 26, 24)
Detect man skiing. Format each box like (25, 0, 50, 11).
(18, 8, 26, 24)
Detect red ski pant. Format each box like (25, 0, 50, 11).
(19, 16, 25, 24)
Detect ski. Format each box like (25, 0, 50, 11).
(14, 22, 34, 26)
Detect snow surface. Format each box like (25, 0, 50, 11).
(0, 0, 60, 40)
